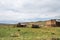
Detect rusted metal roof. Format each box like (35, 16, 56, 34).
(56, 19, 60, 22)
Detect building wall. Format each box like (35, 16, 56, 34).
(46, 20, 51, 26)
(51, 20, 56, 26)
(46, 20, 56, 27)
(56, 22, 60, 27)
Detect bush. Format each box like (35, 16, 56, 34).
(32, 24, 39, 28)
(10, 32, 20, 37)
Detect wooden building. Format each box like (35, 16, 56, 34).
(46, 19, 60, 27)
(17, 23, 26, 27)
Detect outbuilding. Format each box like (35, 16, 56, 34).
(46, 19, 60, 27)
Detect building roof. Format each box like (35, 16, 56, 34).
(45, 19, 60, 22)
(56, 19, 60, 22)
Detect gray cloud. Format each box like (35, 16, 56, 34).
(0, 0, 60, 23)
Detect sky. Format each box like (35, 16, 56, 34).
(0, 0, 60, 23)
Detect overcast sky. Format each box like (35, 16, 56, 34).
(0, 0, 60, 23)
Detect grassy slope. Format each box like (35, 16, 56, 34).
(0, 27, 60, 40)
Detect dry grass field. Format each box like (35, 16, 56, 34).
(0, 25, 60, 40)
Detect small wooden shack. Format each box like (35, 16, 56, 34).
(17, 23, 26, 27)
(46, 19, 60, 27)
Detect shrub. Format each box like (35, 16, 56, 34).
(32, 24, 39, 28)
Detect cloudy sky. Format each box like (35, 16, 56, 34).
(0, 0, 60, 23)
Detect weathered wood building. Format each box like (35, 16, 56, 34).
(17, 23, 26, 27)
(46, 19, 60, 27)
